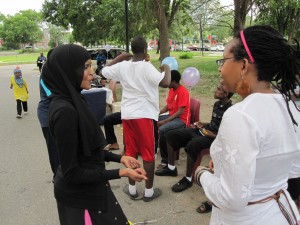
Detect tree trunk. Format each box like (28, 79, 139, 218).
(288, 10, 300, 44)
(233, 0, 251, 35)
(154, 0, 170, 61)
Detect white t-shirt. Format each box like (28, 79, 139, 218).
(102, 61, 164, 120)
(200, 93, 300, 225)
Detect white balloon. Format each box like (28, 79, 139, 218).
(104, 45, 111, 52)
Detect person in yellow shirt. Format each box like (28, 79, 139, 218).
(10, 67, 28, 118)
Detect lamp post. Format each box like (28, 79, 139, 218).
(125, 0, 129, 52)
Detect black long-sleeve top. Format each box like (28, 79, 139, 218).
(49, 99, 122, 210)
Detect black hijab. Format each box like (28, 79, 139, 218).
(42, 44, 106, 156)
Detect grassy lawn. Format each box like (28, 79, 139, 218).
(148, 50, 221, 98)
(0, 49, 224, 98)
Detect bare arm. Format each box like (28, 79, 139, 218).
(106, 52, 133, 67)
(159, 105, 168, 115)
(159, 64, 171, 88)
(158, 106, 185, 127)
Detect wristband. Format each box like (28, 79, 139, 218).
(195, 168, 212, 187)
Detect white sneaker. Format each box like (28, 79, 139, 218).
(23, 111, 28, 115)
(16, 114, 22, 118)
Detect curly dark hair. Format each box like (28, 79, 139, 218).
(230, 25, 300, 125)
(171, 70, 181, 83)
(131, 36, 147, 54)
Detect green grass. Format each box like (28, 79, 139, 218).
(0, 52, 46, 65)
(148, 51, 221, 98)
(1, 50, 224, 98)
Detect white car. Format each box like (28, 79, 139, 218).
(209, 44, 224, 51)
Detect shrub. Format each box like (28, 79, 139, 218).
(179, 52, 193, 59)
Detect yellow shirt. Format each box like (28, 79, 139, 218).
(10, 76, 28, 101)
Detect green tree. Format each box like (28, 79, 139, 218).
(0, 13, 5, 41)
(1, 10, 43, 49)
(233, 0, 255, 34)
(151, 0, 187, 60)
(42, 0, 186, 60)
(42, 0, 126, 46)
(189, 0, 225, 50)
(48, 24, 69, 47)
(255, 0, 300, 43)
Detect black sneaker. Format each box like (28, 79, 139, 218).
(171, 177, 193, 192)
(155, 166, 178, 177)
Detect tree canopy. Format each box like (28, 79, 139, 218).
(1, 0, 300, 52)
(1, 10, 43, 49)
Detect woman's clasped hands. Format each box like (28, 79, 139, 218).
(120, 156, 147, 182)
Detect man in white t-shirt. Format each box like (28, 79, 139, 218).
(102, 36, 171, 202)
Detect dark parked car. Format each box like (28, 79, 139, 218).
(187, 45, 199, 51)
(87, 47, 126, 60)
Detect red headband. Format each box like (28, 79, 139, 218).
(240, 30, 255, 63)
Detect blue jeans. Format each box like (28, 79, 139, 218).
(158, 114, 185, 164)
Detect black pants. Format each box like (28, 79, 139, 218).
(165, 127, 213, 162)
(103, 112, 122, 144)
(16, 99, 27, 115)
(42, 127, 60, 175)
(288, 177, 300, 200)
(56, 190, 128, 225)
(37, 63, 43, 73)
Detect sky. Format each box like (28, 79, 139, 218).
(0, 0, 234, 16)
(0, 0, 43, 16)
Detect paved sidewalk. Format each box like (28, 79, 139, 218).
(103, 123, 212, 225)
(0, 63, 212, 225)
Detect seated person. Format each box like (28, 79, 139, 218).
(95, 53, 107, 75)
(155, 84, 233, 195)
(144, 53, 150, 62)
(103, 112, 122, 151)
(90, 76, 114, 111)
(91, 75, 106, 87)
(158, 70, 190, 167)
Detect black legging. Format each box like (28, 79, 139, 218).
(165, 127, 213, 162)
(16, 99, 28, 115)
(103, 112, 122, 144)
(287, 177, 300, 200)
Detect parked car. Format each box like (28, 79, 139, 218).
(173, 45, 190, 52)
(87, 47, 126, 60)
(188, 44, 210, 51)
(209, 44, 224, 51)
(187, 45, 199, 51)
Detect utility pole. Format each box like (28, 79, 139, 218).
(125, 0, 129, 52)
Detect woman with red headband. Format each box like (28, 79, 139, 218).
(195, 25, 300, 224)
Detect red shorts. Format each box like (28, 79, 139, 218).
(122, 118, 156, 162)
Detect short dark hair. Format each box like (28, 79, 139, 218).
(171, 70, 181, 83)
(131, 36, 147, 54)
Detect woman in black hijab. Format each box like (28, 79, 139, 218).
(42, 44, 147, 225)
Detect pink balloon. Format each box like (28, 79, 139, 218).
(182, 67, 200, 87)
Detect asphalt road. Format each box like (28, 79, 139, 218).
(0, 64, 211, 225)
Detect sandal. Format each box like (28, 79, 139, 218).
(196, 200, 213, 214)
